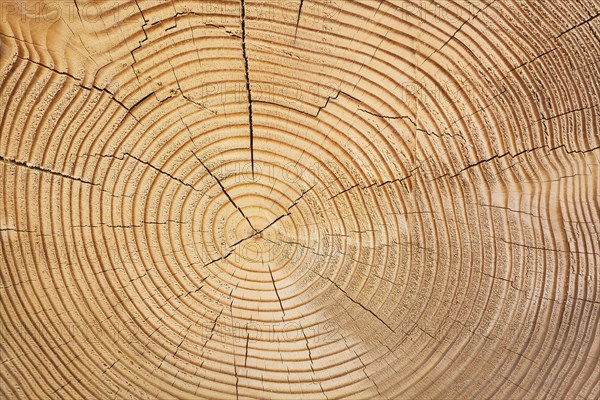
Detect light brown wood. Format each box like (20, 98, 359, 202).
(1, 0, 599, 398)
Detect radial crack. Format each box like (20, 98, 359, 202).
(267, 264, 285, 316)
(327, 172, 415, 200)
(240, 0, 255, 177)
(294, 0, 304, 41)
(123, 153, 199, 191)
(0, 155, 97, 185)
(14, 55, 137, 121)
(244, 331, 250, 368)
(556, 12, 600, 39)
(314, 272, 393, 331)
(300, 324, 314, 372)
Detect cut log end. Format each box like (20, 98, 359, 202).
(1, 1, 599, 399)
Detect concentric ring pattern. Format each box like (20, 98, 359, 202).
(1, 0, 599, 398)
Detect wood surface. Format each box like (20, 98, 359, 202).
(1, 0, 599, 399)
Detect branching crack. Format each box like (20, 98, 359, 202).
(169, 61, 216, 114)
(229, 183, 316, 248)
(255, 90, 360, 119)
(131, 0, 149, 83)
(231, 214, 289, 248)
(182, 118, 256, 231)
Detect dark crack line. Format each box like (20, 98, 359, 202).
(233, 343, 240, 400)
(0, 32, 36, 45)
(14, 55, 138, 121)
(345, 339, 383, 397)
(131, 0, 149, 84)
(569, 297, 599, 305)
(200, 308, 223, 357)
(192, 148, 256, 231)
(0, 228, 35, 233)
(227, 297, 240, 400)
(327, 170, 416, 200)
(328, 183, 360, 200)
(294, 0, 305, 42)
(267, 264, 285, 317)
(287, 183, 318, 210)
(51, 381, 71, 395)
(436, 144, 600, 180)
(300, 323, 314, 372)
(504, 48, 558, 76)
(128, 91, 154, 114)
(478, 204, 540, 218)
(450, 90, 508, 126)
(433, 145, 548, 180)
(244, 330, 250, 368)
(356, 100, 466, 143)
(240, 0, 255, 177)
(556, 12, 600, 39)
(124, 153, 198, 191)
(60, 14, 99, 68)
(499, 238, 598, 257)
(173, 324, 193, 358)
(504, 347, 536, 364)
(421, 0, 497, 65)
(313, 272, 393, 332)
(86, 152, 199, 191)
(102, 358, 120, 374)
(72, 220, 186, 229)
(538, 104, 597, 122)
(480, 271, 514, 284)
(281, 239, 313, 252)
(319, 382, 329, 400)
(201, 251, 234, 269)
(358, 107, 416, 126)
(73, 0, 82, 22)
(0, 155, 97, 185)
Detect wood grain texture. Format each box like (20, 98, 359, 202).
(1, 0, 599, 399)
